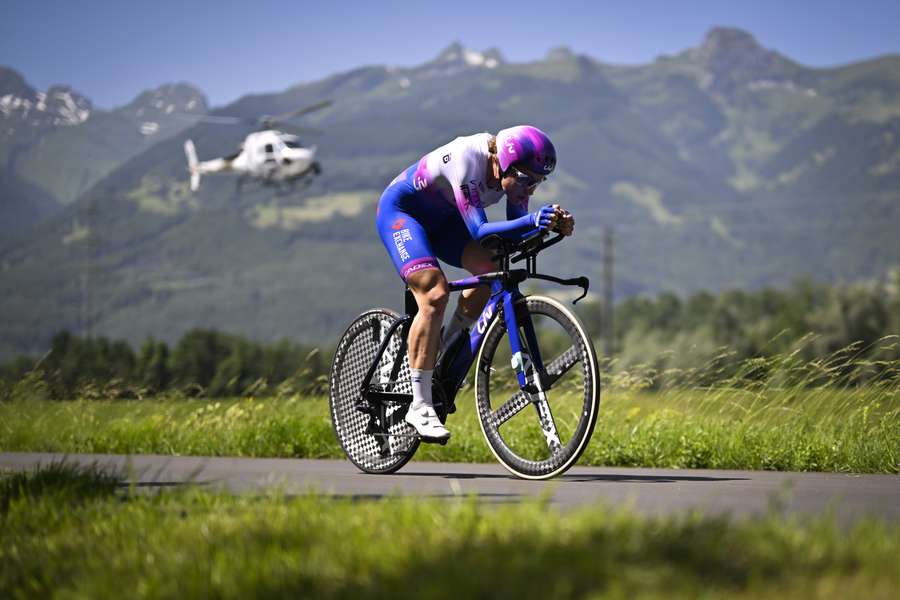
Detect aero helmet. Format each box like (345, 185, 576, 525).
(496, 125, 557, 176)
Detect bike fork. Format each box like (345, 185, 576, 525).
(504, 295, 562, 452)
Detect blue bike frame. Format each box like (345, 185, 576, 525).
(446, 272, 546, 391)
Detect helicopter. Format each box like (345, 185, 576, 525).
(183, 100, 331, 191)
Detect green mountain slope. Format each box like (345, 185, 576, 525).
(1, 29, 898, 360)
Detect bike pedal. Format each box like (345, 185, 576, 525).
(355, 401, 376, 416)
(419, 435, 450, 445)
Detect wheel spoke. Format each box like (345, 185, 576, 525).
(492, 391, 531, 426)
(533, 394, 563, 453)
(543, 345, 580, 387)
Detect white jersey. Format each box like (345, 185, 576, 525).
(391, 133, 508, 210)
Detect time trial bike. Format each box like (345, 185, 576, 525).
(328, 231, 600, 479)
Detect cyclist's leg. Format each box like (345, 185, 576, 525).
(404, 267, 452, 439)
(405, 267, 448, 370)
(376, 189, 449, 439)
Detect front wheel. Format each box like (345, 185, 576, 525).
(475, 296, 600, 479)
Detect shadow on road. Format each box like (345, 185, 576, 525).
(322, 492, 523, 502)
(561, 474, 751, 483)
(398, 472, 750, 483)
(399, 472, 513, 480)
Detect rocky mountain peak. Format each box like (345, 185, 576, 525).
(0, 68, 92, 126)
(693, 27, 775, 72)
(119, 82, 208, 117)
(0, 66, 34, 98)
(699, 27, 765, 58)
(545, 46, 576, 62)
(431, 42, 503, 69)
(688, 27, 790, 98)
(115, 82, 207, 137)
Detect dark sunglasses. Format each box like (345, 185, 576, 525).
(507, 166, 545, 192)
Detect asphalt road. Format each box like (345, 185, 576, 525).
(2, 453, 898, 524)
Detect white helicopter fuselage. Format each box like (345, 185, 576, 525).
(185, 130, 318, 191)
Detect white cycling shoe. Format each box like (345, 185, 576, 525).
(404, 404, 451, 440)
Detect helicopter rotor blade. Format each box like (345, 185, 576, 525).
(171, 112, 254, 126)
(269, 99, 332, 123)
(267, 123, 323, 136)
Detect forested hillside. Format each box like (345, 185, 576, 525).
(2, 28, 898, 360)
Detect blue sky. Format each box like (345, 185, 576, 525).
(3, 0, 899, 109)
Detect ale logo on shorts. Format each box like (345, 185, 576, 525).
(391, 218, 406, 230)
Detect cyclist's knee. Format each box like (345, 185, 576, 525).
(407, 269, 449, 316)
(420, 282, 449, 316)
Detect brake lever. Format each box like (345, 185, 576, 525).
(571, 277, 590, 304)
(528, 274, 590, 304)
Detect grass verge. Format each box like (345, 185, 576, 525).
(1, 386, 897, 473)
(1, 464, 898, 599)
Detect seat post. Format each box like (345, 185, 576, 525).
(404, 286, 418, 318)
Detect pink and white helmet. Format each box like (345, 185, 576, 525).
(496, 125, 557, 176)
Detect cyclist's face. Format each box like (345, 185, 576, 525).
(501, 165, 545, 202)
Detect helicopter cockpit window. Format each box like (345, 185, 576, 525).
(284, 140, 302, 148)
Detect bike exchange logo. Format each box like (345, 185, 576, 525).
(393, 228, 413, 261)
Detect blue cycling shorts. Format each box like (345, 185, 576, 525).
(375, 180, 473, 281)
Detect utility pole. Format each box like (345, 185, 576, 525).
(80, 197, 97, 339)
(602, 225, 614, 358)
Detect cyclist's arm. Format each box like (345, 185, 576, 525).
(507, 196, 529, 221)
(454, 190, 542, 241)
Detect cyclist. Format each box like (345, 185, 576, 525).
(376, 125, 574, 440)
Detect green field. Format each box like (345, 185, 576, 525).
(2, 382, 897, 473)
(1, 463, 898, 599)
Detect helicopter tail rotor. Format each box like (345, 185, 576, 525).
(184, 139, 201, 191)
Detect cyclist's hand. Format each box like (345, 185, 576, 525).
(532, 204, 558, 232)
(555, 207, 574, 236)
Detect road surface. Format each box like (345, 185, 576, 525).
(2, 453, 897, 523)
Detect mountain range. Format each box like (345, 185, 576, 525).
(1, 27, 899, 360)
(0, 67, 206, 236)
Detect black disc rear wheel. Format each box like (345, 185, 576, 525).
(329, 308, 419, 474)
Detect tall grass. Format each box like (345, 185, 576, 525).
(2, 464, 899, 599)
(1, 341, 897, 473)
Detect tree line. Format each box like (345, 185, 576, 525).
(0, 329, 331, 400)
(579, 274, 900, 385)
(2, 274, 898, 399)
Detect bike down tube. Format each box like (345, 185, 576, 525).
(461, 279, 505, 357)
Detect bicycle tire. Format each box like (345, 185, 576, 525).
(329, 308, 419, 474)
(474, 295, 600, 479)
